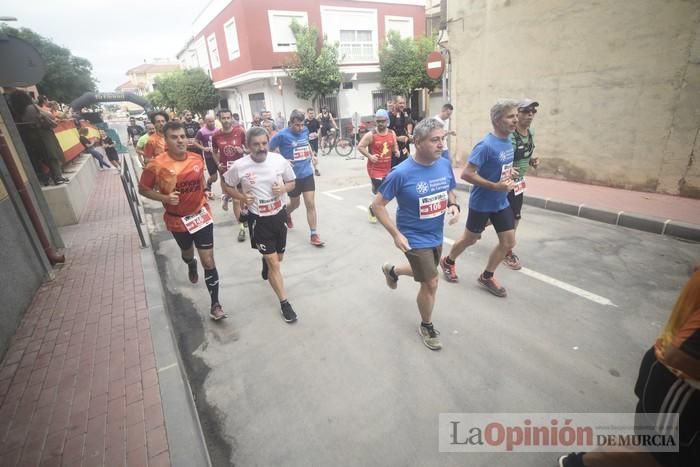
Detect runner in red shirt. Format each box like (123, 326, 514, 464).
(143, 111, 169, 162)
(138, 121, 225, 320)
(357, 109, 399, 223)
(212, 109, 248, 242)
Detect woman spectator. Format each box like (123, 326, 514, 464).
(78, 127, 113, 170)
(8, 90, 68, 185)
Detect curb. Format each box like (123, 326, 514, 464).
(454, 182, 700, 242)
(133, 160, 213, 466)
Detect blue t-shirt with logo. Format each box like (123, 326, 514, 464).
(379, 157, 456, 249)
(467, 133, 514, 212)
(269, 127, 313, 179)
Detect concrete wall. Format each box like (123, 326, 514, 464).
(448, 0, 700, 196)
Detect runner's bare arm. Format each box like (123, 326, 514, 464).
(371, 193, 410, 252)
(447, 191, 460, 225)
(357, 132, 375, 161)
(273, 180, 295, 196)
(462, 163, 515, 192)
(391, 130, 400, 158)
(221, 179, 248, 203)
(138, 186, 179, 205)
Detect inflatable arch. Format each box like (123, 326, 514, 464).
(69, 92, 154, 113)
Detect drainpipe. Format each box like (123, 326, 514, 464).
(0, 132, 65, 265)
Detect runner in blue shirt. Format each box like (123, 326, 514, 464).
(269, 109, 325, 247)
(440, 100, 519, 297)
(372, 118, 460, 351)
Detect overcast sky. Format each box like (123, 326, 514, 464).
(2, 0, 201, 91)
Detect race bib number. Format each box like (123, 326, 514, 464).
(513, 177, 526, 196)
(419, 191, 448, 219)
(258, 197, 283, 216)
(181, 207, 213, 234)
(501, 162, 513, 180)
(293, 145, 311, 162)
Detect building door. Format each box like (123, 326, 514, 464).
(372, 90, 393, 113)
(248, 92, 266, 116)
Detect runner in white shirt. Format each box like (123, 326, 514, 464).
(434, 103, 456, 161)
(222, 126, 299, 323)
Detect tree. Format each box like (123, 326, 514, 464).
(150, 69, 219, 117)
(285, 21, 341, 108)
(0, 25, 98, 103)
(379, 32, 441, 99)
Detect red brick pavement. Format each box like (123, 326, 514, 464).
(0, 171, 171, 467)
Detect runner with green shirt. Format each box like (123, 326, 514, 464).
(503, 99, 539, 270)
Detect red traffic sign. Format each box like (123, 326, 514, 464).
(426, 51, 444, 80)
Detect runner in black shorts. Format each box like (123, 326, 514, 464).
(222, 127, 299, 323)
(440, 100, 519, 297)
(194, 113, 220, 199)
(305, 108, 321, 176)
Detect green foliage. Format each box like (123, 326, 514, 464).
(285, 21, 341, 106)
(379, 32, 441, 98)
(151, 69, 219, 117)
(0, 25, 98, 103)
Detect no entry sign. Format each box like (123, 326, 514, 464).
(426, 51, 444, 80)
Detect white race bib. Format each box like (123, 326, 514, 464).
(293, 145, 311, 162)
(258, 197, 283, 216)
(419, 191, 448, 219)
(513, 177, 526, 196)
(181, 207, 213, 234)
(501, 162, 513, 180)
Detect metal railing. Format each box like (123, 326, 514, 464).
(120, 154, 147, 247)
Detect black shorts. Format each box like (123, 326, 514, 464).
(288, 174, 315, 198)
(171, 223, 214, 251)
(309, 138, 319, 154)
(507, 190, 524, 219)
(203, 155, 218, 176)
(248, 209, 287, 255)
(106, 152, 119, 162)
(370, 178, 384, 194)
(466, 207, 515, 234)
(634, 347, 700, 467)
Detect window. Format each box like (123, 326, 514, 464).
(268, 10, 308, 52)
(342, 82, 354, 90)
(224, 17, 240, 60)
(207, 33, 220, 69)
(320, 6, 378, 63)
(339, 30, 374, 62)
(248, 93, 266, 116)
(385, 16, 413, 39)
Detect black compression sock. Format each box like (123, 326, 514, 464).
(482, 270, 494, 279)
(204, 268, 219, 305)
(444, 256, 455, 265)
(421, 322, 433, 330)
(389, 266, 399, 282)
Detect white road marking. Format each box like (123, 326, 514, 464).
(442, 236, 615, 307)
(322, 192, 343, 200)
(324, 183, 371, 194)
(356, 205, 368, 212)
(519, 267, 617, 307)
(158, 362, 178, 373)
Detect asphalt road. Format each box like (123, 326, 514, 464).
(126, 132, 699, 467)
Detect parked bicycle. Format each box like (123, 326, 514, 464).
(320, 128, 354, 157)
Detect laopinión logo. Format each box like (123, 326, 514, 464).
(438, 413, 679, 453)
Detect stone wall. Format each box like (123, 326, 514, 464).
(447, 0, 700, 196)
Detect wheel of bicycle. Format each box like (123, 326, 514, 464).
(335, 137, 353, 157)
(321, 133, 336, 156)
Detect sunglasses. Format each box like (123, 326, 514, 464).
(519, 108, 537, 114)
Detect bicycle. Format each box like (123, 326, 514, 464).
(320, 129, 354, 157)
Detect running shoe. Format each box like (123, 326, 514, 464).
(368, 206, 377, 224)
(209, 303, 226, 321)
(261, 257, 268, 280)
(503, 252, 522, 270)
(280, 301, 297, 323)
(285, 212, 294, 229)
(439, 256, 459, 282)
(221, 194, 229, 211)
(381, 263, 398, 290)
(237, 228, 246, 242)
(477, 274, 507, 297)
(315, 168, 321, 176)
(310, 234, 325, 247)
(187, 258, 198, 284)
(419, 324, 442, 350)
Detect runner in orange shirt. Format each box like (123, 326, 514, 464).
(138, 121, 226, 320)
(143, 111, 169, 162)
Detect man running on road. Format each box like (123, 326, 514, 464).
(126, 117, 144, 146)
(372, 118, 460, 350)
(194, 113, 219, 199)
(305, 108, 321, 176)
(143, 111, 169, 163)
(357, 109, 399, 223)
(138, 121, 225, 320)
(389, 96, 413, 167)
(212, 109, 247, 242)
(222, 127, 298, 323)
(269, 109, 325, 247)
(503, 99, 540, 270)
(440, 100, 518, 297)
(135, 123, 155, 167)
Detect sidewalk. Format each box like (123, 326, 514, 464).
(453, 167, 700, 239)
(0, 170, 171, 467)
